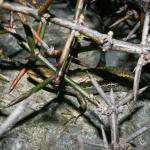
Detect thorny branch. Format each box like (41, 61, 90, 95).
(0, 2, 150, 54)
(89, 73, 148, 149)
(55, 0, 86, 84)
(0, 0, 150, 149)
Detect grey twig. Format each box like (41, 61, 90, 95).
(109, 89, 119, 150)
(0, 2, 39, 19)
(133, 55, 148, 101)
(118, 102, 143, 125)
(0, 98, 31, 138)
(141, 11, 150, 45)
(126, 21, 140, 41)
(117, 86, 148, 107)
(49, 17, 150, 54)
(100, 125, 109, 149)
(122, 124, 150, 143)
(0, 2, 150, 54)
(88, 72, 111, 106)
(133, 11, 150, 101)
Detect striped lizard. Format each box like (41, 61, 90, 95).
(27, 66, 134, 93)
